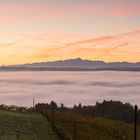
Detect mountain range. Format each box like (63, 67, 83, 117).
(1, 58, 140, 71)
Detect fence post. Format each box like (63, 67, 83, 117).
(74, 121, 77, 140)
(52, 104, 55, 128)
(33, 99, 35, 108)
(134, 105, 138, 140)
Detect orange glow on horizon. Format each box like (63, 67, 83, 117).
(0, 29, 140, 66)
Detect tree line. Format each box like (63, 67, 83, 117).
(35, 100, 140, 123)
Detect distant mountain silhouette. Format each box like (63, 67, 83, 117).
(1, 58, 140, 71)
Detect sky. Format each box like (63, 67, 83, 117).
(0, 0, 140, 65)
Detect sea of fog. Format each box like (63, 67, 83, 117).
(0, 71, 140, 107)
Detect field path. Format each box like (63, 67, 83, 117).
(0, 111, 61, 140)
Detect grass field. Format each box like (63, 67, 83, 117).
(0, 109, 139, 140)
(0, 111, 61, 140)
(44, 110, 140, 140)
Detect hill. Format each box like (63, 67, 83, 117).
(1, 58, 140, 71)
(21, 58, 140, 69)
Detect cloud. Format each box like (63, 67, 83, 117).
(0, 79, 75, 86)
(87, 81, 140, 88)
(121, 29, 140, 36)
(0, 71, 140, 107)
(0, 28, 140, 64)
(103, 90, 140, 97)
(48, 36, 119, 51)
(0, 32, 68, 46)
(66, 36, 118, 46)
(0, 42, 16, 48)
(32, 28, 140, 62)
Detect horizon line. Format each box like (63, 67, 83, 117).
(1, 57, 140, 67)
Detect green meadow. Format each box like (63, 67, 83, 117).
(0, 111, 60, 140)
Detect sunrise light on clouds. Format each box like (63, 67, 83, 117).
(0, 0, 140, 65)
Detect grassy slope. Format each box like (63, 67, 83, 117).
(45, 110, 140, 140)
(0, 111, 61, 140)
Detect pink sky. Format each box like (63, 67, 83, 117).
(0, 0, 140, 65)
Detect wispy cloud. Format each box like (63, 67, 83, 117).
(87, 81, 140, 88)
(0, 79, 75, 86)
(121, 29, 140, 36)
(0, 42, 16, 48)
(0, 28, 140, 64)
(33, 29, 140, 62)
